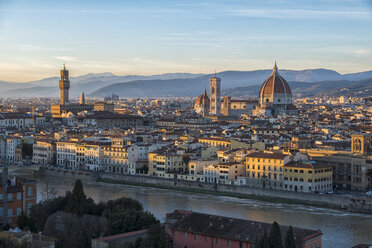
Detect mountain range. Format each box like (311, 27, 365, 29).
(0, 69, 371, 98)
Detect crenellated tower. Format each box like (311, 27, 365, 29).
(59, 64, 70, 105)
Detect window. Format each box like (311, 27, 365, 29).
(205, 236, 209, 242)
(216, 238, 220, 244)
(8, 193, 12, 201)
(28, 187, 33, 197)
(27, 203, 33, 214)
(184, 232, 187, 238)
(8, 209, 12, 217)
(17, 208, 21, 215)
(227, 240, 231, 246)
(17, 192, 22, 200)
(194, 234, 197, 240)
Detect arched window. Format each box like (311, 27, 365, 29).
(353, 139, 361, 152)
(266, 98, 269, 102)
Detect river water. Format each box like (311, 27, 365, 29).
(33, 176, 372, 248)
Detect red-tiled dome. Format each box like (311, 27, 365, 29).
(195, 89, 210, 106)
(259, 63, 291, 98)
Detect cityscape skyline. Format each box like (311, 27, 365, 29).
(1, 0, 372, 81)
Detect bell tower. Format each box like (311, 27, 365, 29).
(210, 76, 221, 116)
(59, 64, 70, 105)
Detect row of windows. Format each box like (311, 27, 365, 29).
(176, 231, 233, 246)
(247, 165, 283, 172)
(284, 177, 331, 182)
(247, 158, 283, 164)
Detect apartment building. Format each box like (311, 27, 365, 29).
(0, 175, 37, 225)
(245, 152, 291, 189)
(283, 161, 333, 193)
(203, 162, 245, 184)
(33, 138, 56, 165)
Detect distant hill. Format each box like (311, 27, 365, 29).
(223, 78, 372, 98)
(0, 69, 371, 98)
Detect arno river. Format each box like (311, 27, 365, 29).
(32, 175, 372, 248)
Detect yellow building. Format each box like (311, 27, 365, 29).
(283, 161, 332, 193)
(148, 151, 184, 177)
(245, 152, 291, 189)
(198, 137, 231, 148)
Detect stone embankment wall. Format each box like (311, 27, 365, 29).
(40, 167, 372, 214)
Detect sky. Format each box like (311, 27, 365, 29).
(0, 0, 372, 81)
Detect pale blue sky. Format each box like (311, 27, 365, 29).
(0, 0, 372, 81)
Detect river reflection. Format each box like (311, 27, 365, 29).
(37, 176, 372, 248)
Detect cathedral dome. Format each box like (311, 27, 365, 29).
(194, 89, 210, 114)
(259, 62, 292, 105)
(195, 89, 210, 106)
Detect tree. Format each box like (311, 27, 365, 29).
(17, 213, 35, 232)
(124, 242, 134, 248)
(256, 229, 269, 248)
(284, 226, 296, 248)
(65, 179, 87, 216)
(182, 155, 190, 167)
(269, 221, 283, 248)
(139, 224, 170, 248)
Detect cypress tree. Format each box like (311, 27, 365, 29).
(263, 228, 269, 248)
(269, 221, 284, 248)
(65, 179, 87, 216)
(284, 226, 296, 248)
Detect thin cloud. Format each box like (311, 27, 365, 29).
(230, 8, 371, 20)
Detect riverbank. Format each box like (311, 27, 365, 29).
(40, 166, 372, 214)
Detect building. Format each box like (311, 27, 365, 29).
(209, 76, 221, 116)
(166, 210, 322, 248)
(302, 134, 372, 190)
(245, 151, 291, 189)
(283, 161, 333, 193)
(148, 150, 185, 177)
(94, 102, 115, 112)
(33, 138, 56, 165)
(51, 65, 94, 118)
(220, 97, 258, 117)
(79, 92, 85, 105)
(0, 175, 37, 225)
(203, 162, 245, 184)
(253, 62, 297, 116)
(56, 140, 78, 169)
(92, 229, 148, 248)
(82, 112, 143, 129)
(0, 112, 45, 130)
(198, 137, 231, 148)
(194, 89, 210, 117)
(59, 64, 70, 105)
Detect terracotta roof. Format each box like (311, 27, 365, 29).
(167, 210, 321, 246)
(259, 63, 292, 97)
(246, 152, 288, 159)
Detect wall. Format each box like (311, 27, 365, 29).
(40, 167, 372, 214)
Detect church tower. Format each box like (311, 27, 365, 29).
(79, 92, 85, 105)
(59, 64, 70, 105)
(210, 76, 221, 116)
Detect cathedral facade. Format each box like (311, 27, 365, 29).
(194, 62, 297, 118)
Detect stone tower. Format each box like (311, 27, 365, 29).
(210, 76, 221, 115)
(59, 64, 70, 105)
(79, 92, 85, 105)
